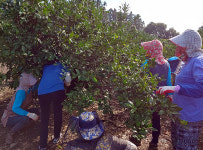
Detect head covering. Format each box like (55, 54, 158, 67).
(16, 72, 38, 91)
(78, 111, 104, 140)
(170, 29, 203, 58)
(141, 39, 167, 65)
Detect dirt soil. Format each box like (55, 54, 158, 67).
(0, 86, 173, 150)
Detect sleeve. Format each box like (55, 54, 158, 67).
(166, 62, 173, 96)
(167, 62, 172, 86)
(178, 59, 203, 97)
(12, 90, 29, 116)
(141, 59, 149, 68)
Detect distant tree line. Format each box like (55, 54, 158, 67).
(105, 2, 203, 41)
(104, 2, 178, 39)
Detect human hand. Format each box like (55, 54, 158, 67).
(27, 112, 39, 121)
(156, 86, 176, 95)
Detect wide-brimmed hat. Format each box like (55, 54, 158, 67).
(169, 29, 203, 57)
(78, 111, 104, 140)
(16, 72, 38, 91)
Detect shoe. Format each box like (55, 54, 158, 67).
(148, 141, 158, 150)
(53, 133, 62, 144)
(53, 137, 60, 144)
(39, 146, 47, 150)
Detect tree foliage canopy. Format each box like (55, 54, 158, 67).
(0, 0, 181, 141)
(198, 26, 203, 46)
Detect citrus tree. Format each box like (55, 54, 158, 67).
(0, 0, 181, 141)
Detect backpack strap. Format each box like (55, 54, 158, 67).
(62, 116, 79, 144)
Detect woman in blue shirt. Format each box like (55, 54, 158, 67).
(38, 60, 71, 150)
(157, 29, 203, 149)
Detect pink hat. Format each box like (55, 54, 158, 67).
(141, 39, 167, 65)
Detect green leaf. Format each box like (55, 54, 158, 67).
(159, 110, 165, 115)
(180, 120, 188, 126)
(92, 77, 97, 82)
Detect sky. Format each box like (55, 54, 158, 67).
(102, 0, 203, 33)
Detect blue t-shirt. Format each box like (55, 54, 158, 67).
(38, 62, 67, 95)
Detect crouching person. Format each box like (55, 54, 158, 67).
(64, 111, 137, 150)
(1, 72, 39, 144)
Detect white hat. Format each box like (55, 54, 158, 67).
(170, 29, 203, 57)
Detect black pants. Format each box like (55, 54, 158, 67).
(39, 90, 66, 148)
(151, 111, 160, 144)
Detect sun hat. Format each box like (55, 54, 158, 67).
(78, 111, 104, 140)
(170, 29, 203, 57)
(17, 72, 38, 91)
(141, 39, 167, 65)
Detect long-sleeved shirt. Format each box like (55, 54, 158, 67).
(12, 84, 38, 116)
(12, 90, 29, 116)
(173, 56, 203, 122)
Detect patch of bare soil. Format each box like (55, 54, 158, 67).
(0, 86, 172, 150)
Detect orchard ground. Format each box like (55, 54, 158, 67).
(0, 85, 173, 150)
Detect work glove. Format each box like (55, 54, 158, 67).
(65, 72, 71, 86)
(156, 86, 177, 95)
(27, 112, 39, 121)
(167, 95, 173, 102)
(65, 72, 71, 82)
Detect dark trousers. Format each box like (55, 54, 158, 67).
(151, 111, 160, 144)
(7, 108, 39, 133)
(39, 90, 66, 148)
